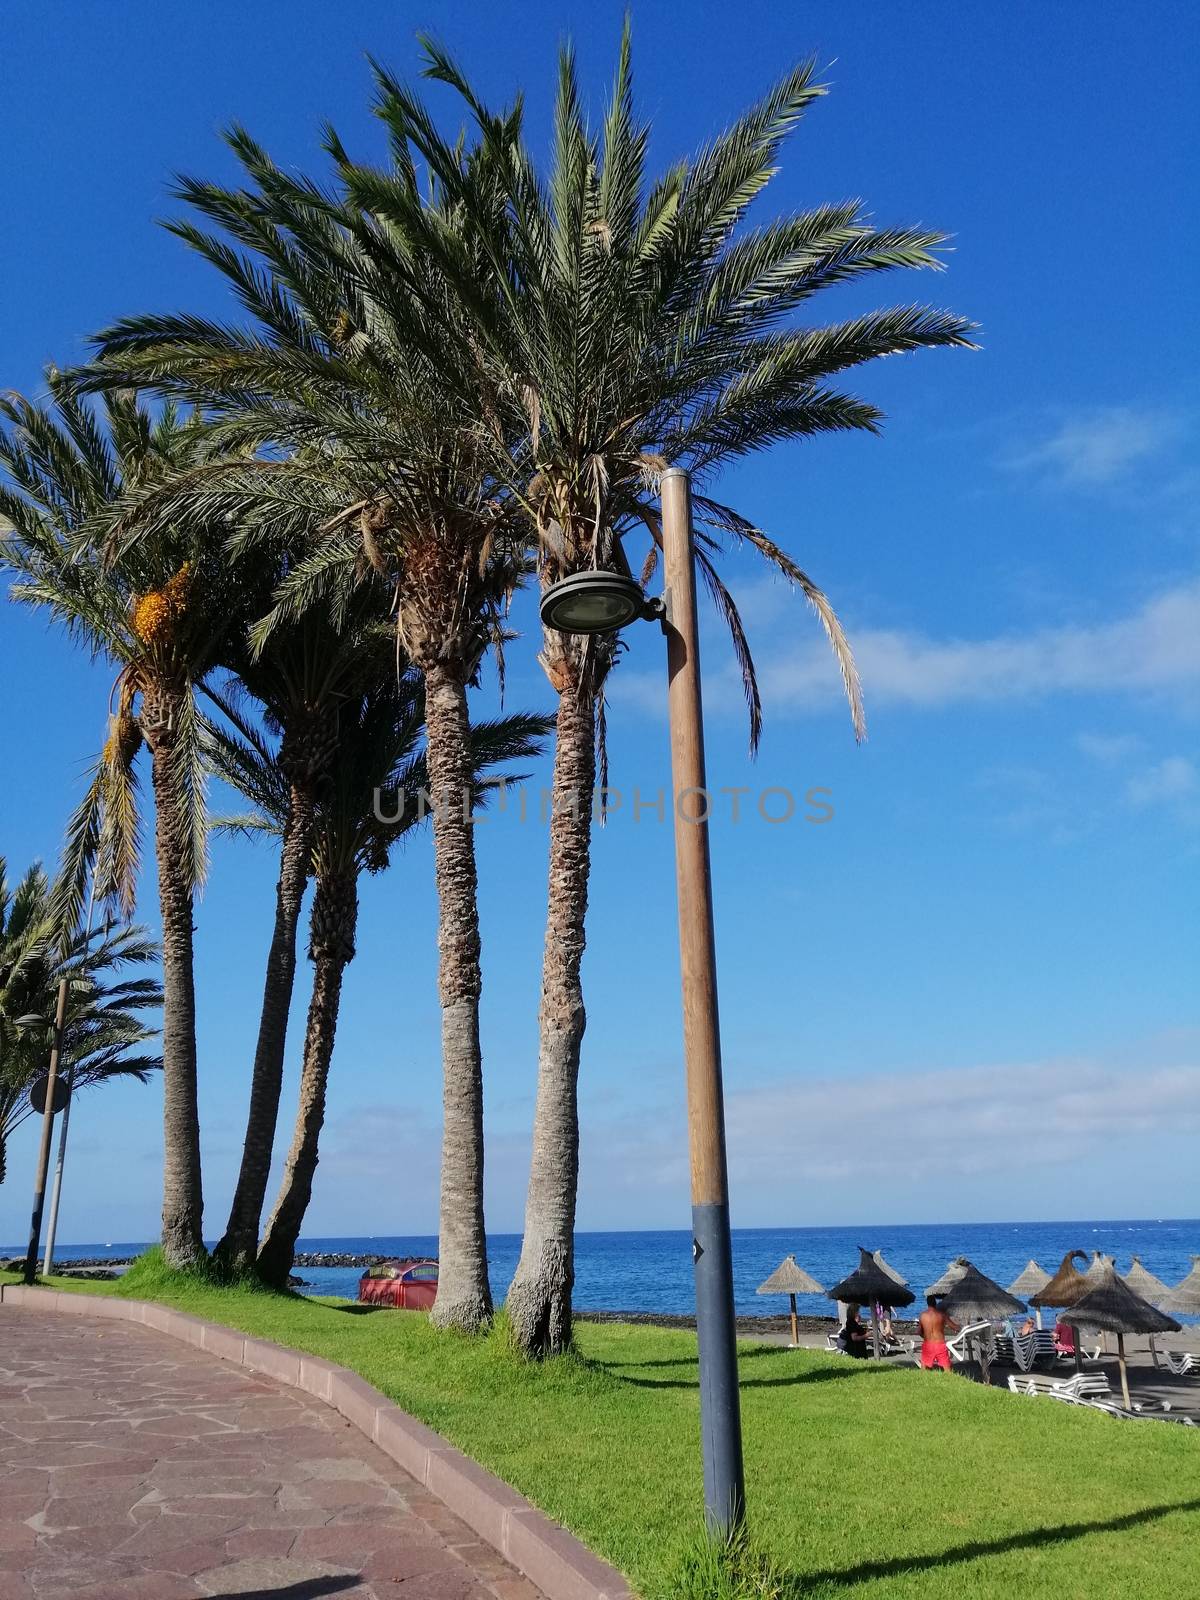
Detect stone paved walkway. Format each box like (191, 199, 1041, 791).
(0, 1308, 544, 1600)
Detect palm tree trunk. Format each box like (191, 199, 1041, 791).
(215, 780, 314, 1274)
(507, 665, 594, 1356)
(425, 664, 492, 1333)
(143, 684, 205, 1269)
(257, 872, 356, 1290)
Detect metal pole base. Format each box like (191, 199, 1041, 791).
(692, 1202, 746, 1532)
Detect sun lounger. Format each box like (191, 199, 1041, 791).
(991, 1332, 1015, 1365)
(823, 1328, 914, 1356)
(1052, 1325, 1102, 1363)
(1072, 1397, 1192, 1422)
(1060, 1340, 1103, 1363)
(1007, 1372, 1107, 1400)
(1160, 1350, 1199, 1377)
(878, 1331, 917, 1357)
(1052, 1372, 1121, 1402)
(1007, 1371, 1171, 1416)
(1011, 1330, 1058, 1371)
(946, 1321, 993, 1362)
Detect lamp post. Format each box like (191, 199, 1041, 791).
(539, 466, 746, 1532)
(23, 977, 69, 1284)
(43, 879, 97, 1275)
(42, 1060, 76, 1275)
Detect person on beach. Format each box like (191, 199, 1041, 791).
(917, 1293, 958, 1371)
(839, 1304, 870, 1358)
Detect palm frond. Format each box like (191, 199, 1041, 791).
(695, 493, 865, 741)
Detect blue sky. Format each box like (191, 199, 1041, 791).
(1, 1, 1197, 1246)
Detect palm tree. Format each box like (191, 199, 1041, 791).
(205, 671, 550, 1288)
(81, 122, 532, 1327)
(0, 378, 267, 1265)
(393, 32, 976, 1352)
(0, 857, 162, 1186)
(210, 600, 395, 1275)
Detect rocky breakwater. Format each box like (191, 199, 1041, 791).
(292, 1251, 389, 1269)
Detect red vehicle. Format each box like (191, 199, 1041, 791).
(357, 1257, 439, 1310)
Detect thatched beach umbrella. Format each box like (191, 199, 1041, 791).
(1124, 1257, 1172, 1301)
(1123, 1258, 1174, 1361)
(1009, 1259, 1051, 1295)
(1008, 1260, 1051, 1328)
(1030, 1250, 1091, 1368)
(872, 1249, 908, 1287)
(1029, 1249, 1090, 1309)
(1078, 1254, 1117, 1350)
(1082, 1251, 1114, 1285)
(926, 1257, 970, 1297)
(1161, 1257, 1200, 1318)
(1064, 1262, 1181, 1410)
(828, 1247, 915, 1358)
(756, 1255, 824, 1348)
(939, 1263, 1026, 1383)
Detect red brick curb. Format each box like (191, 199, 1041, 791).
(0, 1282, 632, 1600)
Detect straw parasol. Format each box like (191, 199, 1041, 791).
(1082, 1251, 1114, 1285)
(1009, 1259, 1051, 1295)
(1008, 1260, 1051, 1328)
(828, 1247, 915, 1358)
(1030, 1250, 1091, 1367)
(1064, 1262, 1180, 1410)
(872, 1249, 908, 1286)
(756, 1255, 824, 1348)
(926, 1257, 970, 1297)
(1078, 1254, 1116, 1349)
(1161, 1256, 1200, 1317)
(941, 1263, 1025, 1323)
(1123, 1258, 1174, 1360)
(1123, 1257, 1172, 1301)
(939, 1263, 1026, 1383)
(1029, 1249, 1090, 1309)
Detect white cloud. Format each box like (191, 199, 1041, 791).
(1075, 732, 1142, 765)
(612, 580, 1200, 719)
(1125, 755, 1198, 809)
(1007, 406, 1185, 487)
(721, 1058, 1200, 1184)
(559, 1034, 1200, 1224)
(268, 1035, 1200, 1235)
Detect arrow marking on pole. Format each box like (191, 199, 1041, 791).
(693, 1238, 704, 1263)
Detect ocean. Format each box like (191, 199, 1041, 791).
(20, 1218, 1200, 1322)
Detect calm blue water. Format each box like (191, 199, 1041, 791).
(22, 1219, 1199, 1322)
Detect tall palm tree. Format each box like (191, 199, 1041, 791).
(206, 671, 549, 1287)
(210, 600, 395, 1274)
(0, 378, 266, 1265)
(81, 122, 532, 1327)
(392, 32, 976, 1352)
(0, 858, 162, 1186)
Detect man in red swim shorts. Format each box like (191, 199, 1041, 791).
(917, 1294, 958, 1371)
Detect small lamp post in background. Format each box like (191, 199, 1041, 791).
(43, 881, 98, 1274)
(42, 1055, 77, 1275)
(540, 466, 746, 1532)
(22, 977, 69, 1284)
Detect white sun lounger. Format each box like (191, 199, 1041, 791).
(1011, 1330, 1058, 1371)
(946, 1322, 993, 1362)
(1007, 1371, 1173, 1416)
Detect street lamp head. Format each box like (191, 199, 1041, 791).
(539, 570, 651, 635)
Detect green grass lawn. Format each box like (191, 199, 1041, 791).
(2, 1261, 1197, 1598)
